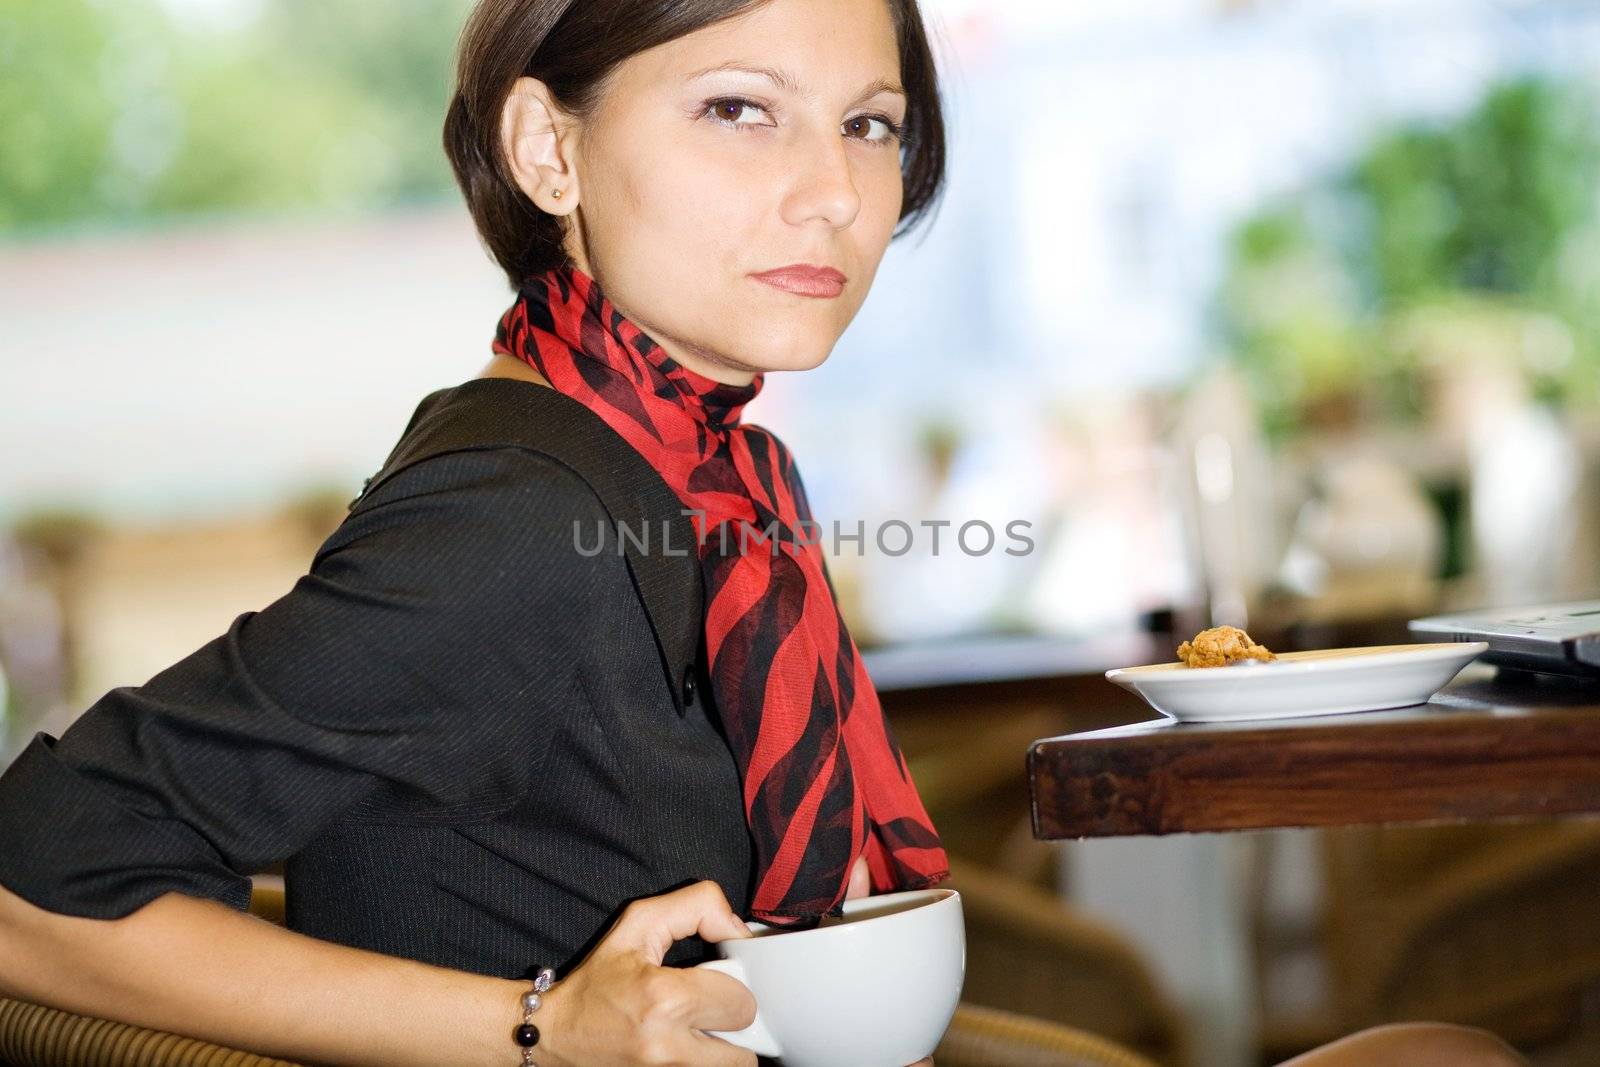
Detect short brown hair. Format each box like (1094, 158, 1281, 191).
(443, 0, 947, 289)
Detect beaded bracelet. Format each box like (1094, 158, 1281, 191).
(513, 966, 555, 1066)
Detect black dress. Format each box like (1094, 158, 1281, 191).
(0, 377, 755, 978)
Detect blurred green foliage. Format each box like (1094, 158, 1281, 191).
(1353, 79, 1600, 303)
(0, 0, 472, 237)
(1219, 77, 1600, 439)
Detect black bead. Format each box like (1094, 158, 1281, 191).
(515, 1023, 540, 1048)
(681, 669, 697, 705)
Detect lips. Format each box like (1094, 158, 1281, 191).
(751, 264, 847, 299)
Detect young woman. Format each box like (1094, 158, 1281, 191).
(0, 1, 1529, 1065)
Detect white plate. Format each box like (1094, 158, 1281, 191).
(1104, 642, 1489, 723)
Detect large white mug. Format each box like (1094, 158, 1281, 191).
(693, 887, 964, 1067)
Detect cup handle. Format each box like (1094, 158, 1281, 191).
(693, 957, 783, 1058)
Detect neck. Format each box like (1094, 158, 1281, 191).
(641, 333, 760, 388)
(565, 249, 758, 387)
(478, 352, 552, 388)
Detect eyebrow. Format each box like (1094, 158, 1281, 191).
(685, 61, 907, 106)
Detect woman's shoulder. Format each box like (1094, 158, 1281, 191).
(324, 382, 624, 587)
(346, 375, 699, 613)
(354, 377, 610, 519)
(304, 442, 625, 663)
(359, 442, 609, 529)
(366, 375, 691, 546)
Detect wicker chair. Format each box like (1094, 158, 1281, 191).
(0, 996, 305, 1067)
(0, 993, 1160, 1067)
(249, 876, 286, 926)
(943, 859, 1190, 1066)
(1322, 820, 1600, 1048)
(935, 1004, 1161, 1067)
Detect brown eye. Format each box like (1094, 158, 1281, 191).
(703, 97, 769, 129)
(843, 114, 901, 144)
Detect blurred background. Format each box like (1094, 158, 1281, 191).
(5, 0, 1600, 1064)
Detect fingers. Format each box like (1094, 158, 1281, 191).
(845, 852, 871, 900)
(688, 1029, 760, 1067)
(673, 965, 759, 1032)
(607, 880, 752, 963)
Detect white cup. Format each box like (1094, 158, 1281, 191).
(693, 887, 964, 1067)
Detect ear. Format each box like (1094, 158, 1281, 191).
(500, 76, 581, 216)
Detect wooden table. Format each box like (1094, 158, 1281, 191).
(1026, 661, 1600, 1066)
(1028, 665, 1600, 840)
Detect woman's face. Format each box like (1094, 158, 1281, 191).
(512, 0, 908, 385)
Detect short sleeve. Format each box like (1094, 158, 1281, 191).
(0, 446, 616, 920)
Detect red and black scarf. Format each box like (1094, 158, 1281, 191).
(493, 265, 948, 923)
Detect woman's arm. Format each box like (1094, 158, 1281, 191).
(0, 883, 525, 1067)
(0, 878, 760, 1067)
(0, 449, 756, 1065)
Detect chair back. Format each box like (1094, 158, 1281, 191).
(936, 1002, 1163, 1067)
(0, 996, 305, 1067)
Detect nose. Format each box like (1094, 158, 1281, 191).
(779, 126, 861, 231)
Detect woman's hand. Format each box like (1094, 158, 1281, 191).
(532, 880, 759, 1067)
(845, 854, 936, 1067)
